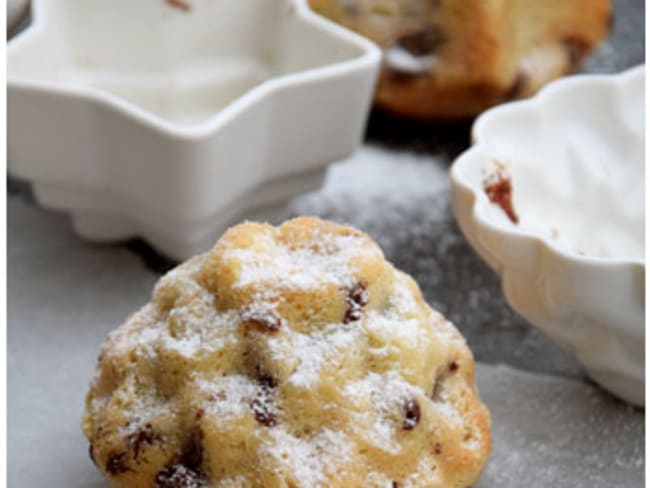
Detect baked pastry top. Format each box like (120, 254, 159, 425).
(309, 0, 611, 118)
(83, 217, 490, 487)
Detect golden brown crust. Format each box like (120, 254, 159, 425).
(83, 217, 491, 487)
(309, 0, 611, 119)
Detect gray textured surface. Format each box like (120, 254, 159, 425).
(8, 1, 645, 486)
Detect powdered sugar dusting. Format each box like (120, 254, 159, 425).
(388, 275, 420, 316)
(225, 231, 380, 291)
(108, 304, 160, 354)
(196, 374, 262, 421)
(366, 472, 395, 487)
(260, 428, 354, 487)
(400, 457, 440, 487)
(364, 278, 423, 351)
(166, 307, 239, 358)
(285, 323, 362, 388)
(112, 376, 172, 437)
(344, 371, 425, 454)
(215, 475, 250, 487)
(365, 311, 420, 350)
(112, 282, 241, 360)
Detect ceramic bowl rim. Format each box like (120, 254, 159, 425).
(451, 65, 645, 272)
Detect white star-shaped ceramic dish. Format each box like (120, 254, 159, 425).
(8, 0, 380, 259)
(451, 66, 645, 405)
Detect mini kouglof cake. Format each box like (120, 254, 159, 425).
(83, 217, 491, 487)
(309, 0, 611, 118)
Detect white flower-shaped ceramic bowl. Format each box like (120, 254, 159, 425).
(8, 0, 380, 260)
(451, 66, 645, 406)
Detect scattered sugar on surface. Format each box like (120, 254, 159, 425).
(261, 428, 353, 487)
(110, 300, 239, 360)
(196, 374, 260, 421)
(366, 472, 395, 488)
(387, 276, 420, 316)
(344, 371, 425, 454)
(474, 363, 644, 487)
(286, 323, 362, 388)
(365, 310, 420, 351)
(342, 372, 391, 407)
(215, 475, 250, 487)
(113, 376, 172, 437)
(108, 304, 160, 353)
(363, 278, 423, 350)
(433, 398, 463, 425)
(160, 334, 203, 358)
(240, 290, 283, 321)
(398, 457, 440, 487)
(225, 231, 379, 291)
(162, 305, 239, 358)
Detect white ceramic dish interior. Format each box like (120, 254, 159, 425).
(451, 66, 645, 406)
(8, 0, 381, 259)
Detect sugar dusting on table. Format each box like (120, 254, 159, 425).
(475, 363, 644, 487)
(260, 428, 354, 486)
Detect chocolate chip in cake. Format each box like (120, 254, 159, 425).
(106, 452, 130, 475)
(395, 27, 444, 56)
(257, 371, 277, 389)
(249, 370, 278, 426)
(181, 431, 204, 470)
(240, 306, 283, 333)
(392, 482, 400, 488)
(129, 423, 160, 459)
(403, 398, 421, 430)
(250, 385, 278, 427)
(344, 281, 369, 323)
(562, 36, 590, 65)
(449, 360, 459, 372)
(251, 397, 277, 427)
(350, 282, 369, 307)
(154, 464, 205, 488)
(434, 442, 443, 454)
(344, 308, 363, 323)
(254, 363, 277, 389)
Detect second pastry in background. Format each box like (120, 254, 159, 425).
(309, 0, 612, 119)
